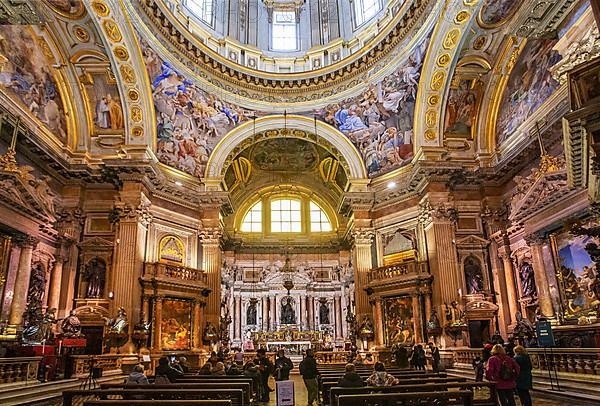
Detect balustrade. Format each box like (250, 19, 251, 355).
(144, 262, 207, 284)
(0, 357, 41, 384)
(368, 262, 423, 283)
(452, 347, 600, 375)
(315, 351, 353, 364)
(71, 355, 123, 378)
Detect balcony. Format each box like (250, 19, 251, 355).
(141, 262, 208, 295)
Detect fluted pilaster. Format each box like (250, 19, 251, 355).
(352, 229, 374, 319)
(200, 229, 222, 325)
(526, 234, 554, 318)
(8, 236, 38, 327)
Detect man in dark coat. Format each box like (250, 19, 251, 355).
(274, 349, 294, 381)
(257, 349, 273, 402)
(337, 363, 364, 387)
(299, 349, 319, 406)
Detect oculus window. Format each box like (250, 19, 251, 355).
(271, 199, 302, 232)
(272, 11, 298, 51)
(187, 0, 215, 27)
(353, 0, 382, 27)
(310, 202, 332, 232)
(241, 201, 262, 232)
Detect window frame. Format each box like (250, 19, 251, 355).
(240, 201, 263, 233)
(186, 0, 216, 28)
(271, 10, 299, 52)
(271, 198, 303, 233)
(352, 0, 382, 29)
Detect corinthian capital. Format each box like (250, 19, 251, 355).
(16, 235, 39, 249)
(199, 228, 222, 245)
(524, 232, 547, 246)
(351, 229, 375, 246)
(418, 200, 458, 224)
(110, 203, 153, 226)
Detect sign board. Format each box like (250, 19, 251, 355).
(142, 354, 151, 362)
(536, 320, 556, 347)
(276, 379, 295, 406)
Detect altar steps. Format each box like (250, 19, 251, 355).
(446, 366, 600, 406)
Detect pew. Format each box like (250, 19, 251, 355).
(63, 388, 244, 406)
(337, 390, 474, 406)
(99, 382, 253, 405)
(84, 401, 231, 406)
(330, 382, 496, 406)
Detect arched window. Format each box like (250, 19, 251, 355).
(241, 201, 262, 232)
(271, 199, 302, 232)
(187, 0, 215, 27)
(354, 0, 382, 27)
(310, 201, 332, 232)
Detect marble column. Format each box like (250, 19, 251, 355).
(8, 236, 38, 327)
(527, 235, 555, 318)
(153, 296, 163, 350)
(47, 254, 65, 311)
(352, 230, 375, 319)
(304, 296, 310, 330)
(262, 296, 268, 331)
(142, 295, 150, 323)
(192, 299, 202, 350)
(499, 250, 519, 325)
(233, 296, 241, 340)
(412, 294, 423, 344)
(373, 298, 385, 346)
(299, 295, 305, 330)
(270, 296, 276, 330)
(308, 296, 315, 330)
(335, 296, 343, 339)
(111, 202, 152, 336)
(200, 229, 222, 326)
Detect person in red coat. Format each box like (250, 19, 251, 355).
(485, 344, 520, 406)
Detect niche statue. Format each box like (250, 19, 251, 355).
(319, 302, 330, 324)
(246, 301, 257, 325)
(83, 258, 106, 299)
(61, 310, 82, 338)
(280, 298, 296, 324)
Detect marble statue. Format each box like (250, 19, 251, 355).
(204, 321, 218, 343)
(519, 262, 537, 298)
(247, 301, 257, 325)
(22, 307, 58, 343)
(464, 256, 484, 294)
(83, 258, 106, 299)
(512, 311, 535, 338)
(319, 302, 330, 324)
(61, 310, 82, 338)
(281, 298, 296, 324)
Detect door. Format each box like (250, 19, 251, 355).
(468, 320, 490, 348)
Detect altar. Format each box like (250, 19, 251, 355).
(264, 341, 312, 355)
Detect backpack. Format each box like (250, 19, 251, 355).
(154, 374, 170, 384)
(499, 358, 516, 380)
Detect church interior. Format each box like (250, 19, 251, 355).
(0, 0, 599, 405)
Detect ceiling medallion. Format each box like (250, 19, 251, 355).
(120, 65, 136, 83)
(91, 1, 110, 17)
(131, 126, 144, 138)
(454, 11, 470, 24)
(430, 71, 445, 91)
(424, 130, 437, 141)
(102, 20, 122, 42)
(427, 95, 440, 106)
(127, 89, 139, 102)
(130, 107, 143, 123)
(113, 46, 129, 61)
(436, 53, 451, 67)
(443, 28, 461, 49)
(472, 35, 487, 50)
(73, 25, 90, 43)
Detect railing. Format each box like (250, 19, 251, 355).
(71, 354, 124, 378)
(144, 262, 208, 284)
(315, 351, 353, 364)
(453, 347, 600, 375)
(0, 357, 41, 384)
(368, 262, 424, 283)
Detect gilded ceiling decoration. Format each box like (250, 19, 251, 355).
(250, 139, 319, 172)
(477, 0, 521, 28)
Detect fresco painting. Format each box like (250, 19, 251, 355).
(142, 34, 430, 178)
(480, 0, 520, 26)
(0, 26, 67, 140)
(161, 298, 192, 350)
(495, 40, 561, 145)
(383, 296, 414, 346)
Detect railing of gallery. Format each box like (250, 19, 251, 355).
(454, 347, 600, 375)
(144, 262, 208, 284)
(0, 357, 41, 384)
(368, 262, 425, 282)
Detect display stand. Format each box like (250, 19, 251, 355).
(276, 380, 295, 406)
(536, 320, 562, 392)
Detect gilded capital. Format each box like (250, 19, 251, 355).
(351, 229, 375, 246)
(199, 228, 222, 245)
(110, 203, 153, 226)
(418, 200, 458, 224)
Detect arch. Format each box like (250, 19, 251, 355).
(205, 115, 368, 181)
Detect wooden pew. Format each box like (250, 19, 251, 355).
(321, 376, 464, 404)
(63, 389, 244, 406)
(330, 382, 496, 406)
(145, 375, 255, 395)
(84, 401, 231, 406)
(99, 382, 253, 405)
(337, 390, 474, 406)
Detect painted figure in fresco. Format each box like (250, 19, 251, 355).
(281, 298, 296, 325)
(83, 258, 106, 299)
(319, 302, 330, 324)
(464, 256, 484, 294)
(247, 301, 257, 325)
(96, 96, 110, 128)
(519, 262, 537, 298)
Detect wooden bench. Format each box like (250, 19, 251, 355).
(330, 382, 496, 406)
(321, 376, 464, 404)
(99, 382, 253, 405)
(337, 390, 474, 406)
(84, 401, 231, 406)
(63, 389, 244, 406)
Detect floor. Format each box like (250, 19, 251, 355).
(261, 374, 572, 406)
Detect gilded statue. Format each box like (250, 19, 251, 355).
(445, 301, 465, 326)
(104, 307, 128, 335)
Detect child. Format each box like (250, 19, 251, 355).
(472, 356, 484, 383)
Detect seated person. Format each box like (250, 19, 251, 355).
(155, 356, 184, 383)
(337, 363, 365, 387)
(212, 361, 226, 375)
(198, 363, 212, 375)
(366, 362, 399, 387)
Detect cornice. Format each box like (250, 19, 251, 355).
(132, 0, 435, 102)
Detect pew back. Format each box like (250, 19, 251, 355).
(337, 390, 474, 406)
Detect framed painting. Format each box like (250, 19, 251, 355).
(552, 228, 598, 320)
(383, 296, 414, 346)
(568, 57, 600, 111)
(161, 298, 192, 350)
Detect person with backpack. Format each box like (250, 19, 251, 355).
(514, 345, 533, 406)
(299, 349, 320, 406)
(485, 344, 520, 406)
(273, 349, 294, 381)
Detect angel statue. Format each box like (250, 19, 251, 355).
(104, 307, 129, 335)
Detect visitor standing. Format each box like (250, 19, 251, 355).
(514, 345, 533, 406)
(257, 349, 274, 402)
(485, 344, 520, 406)
(274, 349, 294, 381)
(299, 349, 320, 406)
(428, 342, 441, 372)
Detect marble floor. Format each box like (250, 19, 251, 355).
(260, 374, 573, 406)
